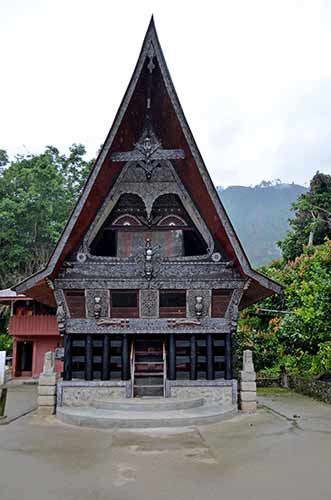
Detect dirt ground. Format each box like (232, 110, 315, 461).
(0, 387, 330, 500)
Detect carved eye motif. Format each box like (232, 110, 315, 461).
(76, 252, 87, 263)
(211, 252, 222, 262)
(157, 215, 186, 227)
(112, 215, 142, 226)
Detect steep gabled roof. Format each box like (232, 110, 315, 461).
(15, 17, 282, 307)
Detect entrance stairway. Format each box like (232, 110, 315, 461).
(56, 398, 237, 429)
(133, 338, 165, 397)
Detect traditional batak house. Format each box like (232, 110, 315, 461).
(0, 289, 62, 378)
(15, 19, 281, 419)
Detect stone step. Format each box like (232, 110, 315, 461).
(134, 375, 163, 384)
(134, 385, 164, 397)
(92, 397, 205, 411)
(57, 404, 237, 429)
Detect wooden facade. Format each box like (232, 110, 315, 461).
(15, 19, 282, 397)
(0, 289, 62, 378)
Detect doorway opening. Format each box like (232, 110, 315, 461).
(16, 341, 33, 377)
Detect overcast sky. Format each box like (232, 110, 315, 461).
(1, 0, 331, 187)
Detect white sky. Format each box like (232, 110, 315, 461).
(1, 0, 331, 187)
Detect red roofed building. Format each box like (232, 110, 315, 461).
(0, 289, 63, 378)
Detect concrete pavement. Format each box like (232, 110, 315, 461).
(0, 388, 330, 500)
(0, 383, 37, 424)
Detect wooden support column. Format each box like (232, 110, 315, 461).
(168, 334, 176, 380)
(85, 334, 93, 381)
(101, 335, 110, 381)
(190, 335, 197, 380)
(63, 334, 72, 381)
(121, 334, 130, 381)
(206, 334, 215, 380)
(225, 332, 233, 380)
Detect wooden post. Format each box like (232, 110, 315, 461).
(85, 334, 93, 381)
(206, 334, 215, 380)
(190, 335, 197, 380)
(225, 332, 233, 380)
(63, 334, 72, 381)
(101, 335, 111, 381)
(121, 334, 130, 381)
(168, 334, 176, 380)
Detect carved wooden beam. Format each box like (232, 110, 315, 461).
(96, 319, 129, 328)
(167, 319, 201, 328)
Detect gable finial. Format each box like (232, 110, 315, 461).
(147, 42, 155, 74)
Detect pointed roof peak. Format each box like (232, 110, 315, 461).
(143, 14, 158, 47)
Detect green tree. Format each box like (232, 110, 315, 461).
(0, 145, 93, 288)
(0, 149, 9, 169)
(235, 241, 331, 375)
(279, 172, 331, 260)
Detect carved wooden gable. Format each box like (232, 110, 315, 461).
(78, 158, 216, 263)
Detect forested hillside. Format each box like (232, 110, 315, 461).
(218, 182, 307, 267)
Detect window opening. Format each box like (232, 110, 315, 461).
(159, 290, 186, 318)
(110, 290, 139, 318)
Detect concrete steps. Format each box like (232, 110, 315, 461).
(92, 397, 204, 411)
(57, 400, 237, 429)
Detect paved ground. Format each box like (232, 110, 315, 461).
(0, 387, 330, 500)
(0, 383, 37, 424)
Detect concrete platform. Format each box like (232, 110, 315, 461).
(57, 401, 237, 428)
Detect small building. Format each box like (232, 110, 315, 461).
(14, 19, 281, 409)
(0, 289, 63, 378)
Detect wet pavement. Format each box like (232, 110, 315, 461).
(0, 388, 330, 500)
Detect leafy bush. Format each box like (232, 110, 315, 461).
(0, 333, 12, 352)
(308, 343, 331, 378)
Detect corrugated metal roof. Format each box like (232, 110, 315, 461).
(9, 315, 59, 336)
(0, 288, 32, 301)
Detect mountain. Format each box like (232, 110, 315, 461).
(218, 182, 308, 267)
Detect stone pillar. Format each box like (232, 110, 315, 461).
(239, 350, 257, 412)
(37, 352, 58, 415)
(0, 351, 6, 386)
